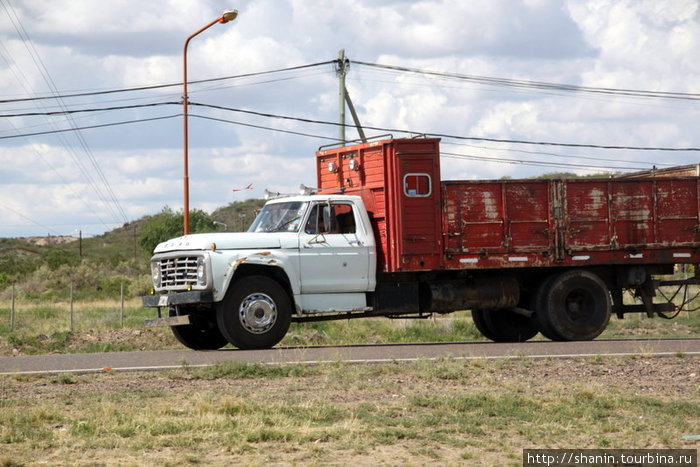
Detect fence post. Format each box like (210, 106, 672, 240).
(10, 283, 15, 332)
(120, 282, 125, 328)
(70, 283, 74, 332)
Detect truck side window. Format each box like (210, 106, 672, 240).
(404, 173, 432, 197)
(304, 205, 324, 234)
(304, 203, 356, 234)
(334, 204, 356, 234)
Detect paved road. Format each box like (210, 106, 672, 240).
(0, 338, 698, 375)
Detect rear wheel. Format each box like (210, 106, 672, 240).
(472, 309, 539, 342)
(531, 275, 563, 340)
(534, 270, 611, 341)
(217, 275, 292, 350)
(169, 307, 228, 350)
(471, 309, 498, 341)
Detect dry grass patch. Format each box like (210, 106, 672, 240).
(0, 356, 697, 466)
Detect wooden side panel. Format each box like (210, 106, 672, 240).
(611, 180, 655, 247)
(443, 180, 552, 254)
(656, 178, 699, 245)
(564, 180, 611, 250)
(562, 178, 700, 251)
(444, 182, 505, 251)
(504, 182, 551, 250)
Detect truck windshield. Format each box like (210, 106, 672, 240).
(248, 201, 308, 232)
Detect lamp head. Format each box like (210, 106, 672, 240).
(220, 9, 238, 23)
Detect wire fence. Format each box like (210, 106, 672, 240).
(2, 282, 139, 333)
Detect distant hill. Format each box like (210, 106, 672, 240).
(0, 199, 267, 299)
(211, 198, 266, 233)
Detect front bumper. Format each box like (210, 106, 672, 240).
(142, 290, 214, 308)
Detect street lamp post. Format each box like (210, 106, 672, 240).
(183, 9, 238, 235)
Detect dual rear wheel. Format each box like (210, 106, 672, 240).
(474, 270, 611, 342)
(471, 309, 538, 342)
(532, 270, 611, 341)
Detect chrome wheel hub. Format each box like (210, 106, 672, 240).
(238, 292, 277, 334)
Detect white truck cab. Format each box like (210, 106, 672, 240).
(143, 194, 376, 350)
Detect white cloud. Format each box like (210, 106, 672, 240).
(0, 0, 698, 237)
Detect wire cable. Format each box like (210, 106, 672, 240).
(350, 60, 700, 102)
(190, 114, 341, 142)
(0, 114, 180, 140)
(190, 102, 700, 152)
(1, 0, 128, 224)
(0, 60, 338, 104)
(0, 101, 180, 118)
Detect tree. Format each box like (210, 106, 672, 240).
(138, 207, 216, 254)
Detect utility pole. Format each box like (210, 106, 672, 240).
(337, 49, 348, 145)
(336, 49, 366, 147)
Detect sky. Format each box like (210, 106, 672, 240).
(0, 0, 698, 238)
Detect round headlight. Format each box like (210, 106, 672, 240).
(151, 262, 161, 288)
(197, 257, 207, 286)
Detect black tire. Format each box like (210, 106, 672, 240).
(471, 309, 498, 341)
(217, 275, 292, 350)
(484, 309, 539, 342)
(169, 307, 228, 350)
(472, 309, 539, 342)
(531, 275, 564, 341)
(534, 270, 611, 341)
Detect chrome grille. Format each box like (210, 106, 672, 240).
(158, 256, 199, 288)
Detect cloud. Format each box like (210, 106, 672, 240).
(0, 0, 698, 237)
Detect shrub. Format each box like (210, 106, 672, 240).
(44, 249, 80, 271)
(138, 207, 215, 254)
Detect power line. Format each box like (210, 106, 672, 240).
(350, 60, 700, 102)
(190, 102, 700, 152)
(0, 202, 61, 236)
(441, 151, 647, 171)
(2, 96, 696, 159)
(0, 101, 180, 118)
(190, 114, 340, 142)
(1, 0, 127, 224)
(0, 114, 180, 140)
(2, 95, 697, 157)
(0, 60, 338, 104)
(440, 141, 676, 168)
(188, 113, 652, 172)
(3, 56, 697, 108)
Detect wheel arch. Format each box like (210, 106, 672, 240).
(227, 263, 296, 309)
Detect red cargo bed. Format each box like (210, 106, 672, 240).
(317, 137, 700, 273)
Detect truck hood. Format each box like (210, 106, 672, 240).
(153, 232, 282, 253)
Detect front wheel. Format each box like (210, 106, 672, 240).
(217, 275, 292, 350)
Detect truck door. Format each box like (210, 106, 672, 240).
(298, 201, 371, 293)
(389, 152, 443, 271)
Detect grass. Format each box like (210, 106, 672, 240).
(0, 297, 699, 355)
(0, 357, 697, 466)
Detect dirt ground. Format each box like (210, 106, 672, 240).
(1, 355, 698, 466)
(5, 355, 697, 402)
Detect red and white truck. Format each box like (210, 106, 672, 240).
(143, 137, 699, 349)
